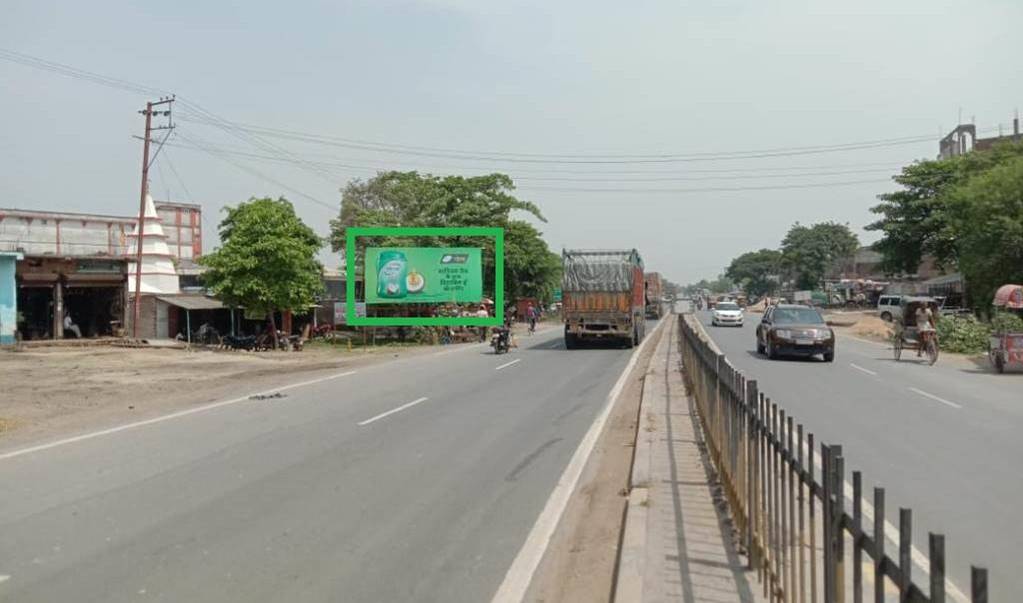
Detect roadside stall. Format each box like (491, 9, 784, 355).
(989, 284, 1023, 374)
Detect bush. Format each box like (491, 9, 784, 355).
(935, 315, 991, 353)
(991, 311, 1023, 334)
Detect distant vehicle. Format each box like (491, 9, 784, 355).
(893, 297, 940, 365)
(711, 301, 744, 327)
(877, 294, 903, 322)
(562, 249, 646, 349)
(756, 304, 835, 362)
(645, 272, 664, 319)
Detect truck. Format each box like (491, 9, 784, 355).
(562, 249, 646, 349)
(644, 272, 664, 319)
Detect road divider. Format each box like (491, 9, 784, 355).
(357, 397, 430, 426)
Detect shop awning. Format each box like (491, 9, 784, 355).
(155, 294, 225, 311)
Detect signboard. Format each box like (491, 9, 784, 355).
(364, 247, 483, 305)
(553, 288, 562, 302)
(333, 301, 366, 324)
(794, 290, 812, 302)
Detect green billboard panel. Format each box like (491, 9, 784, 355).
(364, 247, 483, 305)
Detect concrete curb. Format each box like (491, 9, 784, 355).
(613, 314, 675, 603)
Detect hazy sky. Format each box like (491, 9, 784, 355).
(2, 0, 1021, 284)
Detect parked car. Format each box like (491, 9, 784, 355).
(756, 304, 835, 362)
(877, 295, 903, 322)
(711, 301, 744, 327)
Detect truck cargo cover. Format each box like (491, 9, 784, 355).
(562, 249, 642, 292)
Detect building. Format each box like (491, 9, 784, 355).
(0, 199, 204, 340)
(939, 116, 1022, 159)
(1, 251, 22, 344)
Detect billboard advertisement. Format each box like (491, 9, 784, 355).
(364, 247, 483, 305)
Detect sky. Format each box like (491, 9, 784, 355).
(2, 0, 1021, 285)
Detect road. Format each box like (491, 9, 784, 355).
(693, 309, 1022, 600)
(0, 323, 652, 602)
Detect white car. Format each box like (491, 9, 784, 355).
(711, 301, 744, 327)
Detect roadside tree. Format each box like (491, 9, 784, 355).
(329, 171, 561, 303)
(725, 248, 782, 297)
(780, 222, 858, 290)
(199, 197, 323, 347)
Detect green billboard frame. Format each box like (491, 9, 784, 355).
(345, 226, 504, 327)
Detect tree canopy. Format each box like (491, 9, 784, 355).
(199, 197, 323, 321)
(780, 222, 859, 290)
(867, 142, 1023, 274)
(329, 171, 561, 303)
(946, 156, 1023, 308)
(725, 249, 782, 297)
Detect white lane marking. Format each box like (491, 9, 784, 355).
(0, 371, 358, 462)
(357, 397, 430, 426)
(0, 574, 9, 584)
(849, 363, 878, 376)
(908, 387, 963, 409)
(838, 333, 889, 347)
(495, 359, 521, 371)
(491, 315, 667, 603)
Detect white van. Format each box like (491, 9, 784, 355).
(877, 295, 903, 321)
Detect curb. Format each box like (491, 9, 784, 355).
(613, 314, 675, 603)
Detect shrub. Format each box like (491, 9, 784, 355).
(935, 315, 991, 353)
(991, 311, 1023, 334)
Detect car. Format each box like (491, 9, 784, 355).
(877, 294, 903, 322)
(711, 301, 744, 327)
(756, 304, 835, 362)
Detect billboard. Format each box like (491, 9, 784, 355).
(364, 247, 483, 305)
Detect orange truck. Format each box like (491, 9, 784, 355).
(562, 249, 646, 349)
(644, 272, 664, 319)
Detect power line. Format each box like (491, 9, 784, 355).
(176, 113, 939, 164)
(515, 178, 890, 194)
(160, 137, 901, 183)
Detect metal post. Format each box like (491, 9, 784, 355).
(186, 309, 191, 345)
(809, 433, 818, 603)
(873, 488, 885, 603)
(970, 566, 987, 603)
(899, 509, 911, 602)
(853, 471, 862, 603)
(833, 453, 845, 603)
(929, 533, 945, 603)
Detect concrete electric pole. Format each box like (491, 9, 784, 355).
(131, 97, 175, 339)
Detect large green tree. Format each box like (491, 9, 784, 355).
(329, 171, 561, 303)
(780, 222, 859, 290)
(867, 142, 1023, 274)
(200, 197, 323, 345)
(725, 249, 782, 297)
(946, 157, 1023, 309)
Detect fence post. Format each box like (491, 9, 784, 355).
(746, 379, 759, 571)
(899, 508, 911, 602)
(832, 451, 845, 603)
(971, 566, 987, 603)
(808, 433, 818, 603)
(853, 471, 862, 603)
(873, 487, 885, 603)
(929, 533, 945, 603)
(822, 444, 832, 602)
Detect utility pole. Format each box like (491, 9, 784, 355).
(132, 97, 174, 339)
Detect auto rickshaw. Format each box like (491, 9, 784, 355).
(893, 296, 941, 365)
(989, 284, 1023, 373)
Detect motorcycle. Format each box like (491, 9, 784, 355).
(490, 327, 511, 354)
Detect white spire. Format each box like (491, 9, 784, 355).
(127, 194, 180, 294)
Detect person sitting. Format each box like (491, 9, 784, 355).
(63, 312, 82, 338)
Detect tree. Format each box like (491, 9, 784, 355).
(946, 157, 1023, 309)
(867, 142, 1023, 274)
(199, 197, 323, 347)
(725, 249, 782, 297)
(329, 171, 560, 303)
(780, 222, 858, 290)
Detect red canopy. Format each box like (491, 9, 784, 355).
(993, 284, 1023, 309)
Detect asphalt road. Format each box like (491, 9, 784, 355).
(0, 323, 653, 602)
(693, 309, 1022, 600)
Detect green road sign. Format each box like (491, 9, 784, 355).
(365, 247, 482, 304)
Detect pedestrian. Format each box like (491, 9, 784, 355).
(63, 312, 82, 339)
(526, 303, 537, 334)
(476, 304, 489, 342)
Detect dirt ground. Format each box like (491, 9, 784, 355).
(0, 339, 475, 448)
(525, 320, 662, 603)
(822, 310, 894, 341)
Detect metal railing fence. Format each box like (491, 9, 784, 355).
(677, 314, 989, 603)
